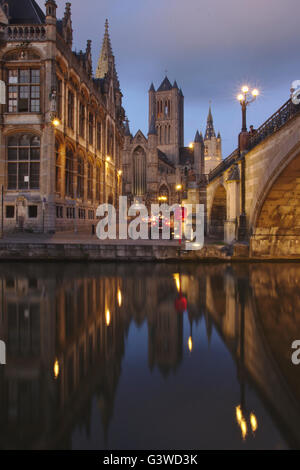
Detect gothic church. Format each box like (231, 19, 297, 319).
(122, 76, 222, 206)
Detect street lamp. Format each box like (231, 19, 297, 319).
(237, 86, 259, 132)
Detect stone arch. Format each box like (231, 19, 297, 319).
(209, 184, 227, 240)
(254, 152, 300, 235)
(133, 146, 146, 196)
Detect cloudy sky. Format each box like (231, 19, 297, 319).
(41, 0, 300, 156)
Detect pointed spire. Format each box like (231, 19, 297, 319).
(149, 82, 155, 92)
(148, 113, 157, 135)
(124, 118, 131, 137)
(96, 19, 114, 79)
(157, 76, 172, 92)
(194, 130, 201, 143)
(205, 103, 216, 140)
(217, 131, 221, 139)
(173, 80, 179, 89)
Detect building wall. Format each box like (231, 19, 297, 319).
(0, 7, 124, 234)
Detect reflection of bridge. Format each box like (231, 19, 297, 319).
(206, 99, 300, 258)
(205, 264, 300, 447)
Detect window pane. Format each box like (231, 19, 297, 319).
(8, 163, 17, 189)
(31, 136, 40, 147)
(8, 70, 18, 84)
(19, 148, 29, 160)
(19, 135, 30, 146)
(8, 135, 19, 146)
(19, 70, 30, 83)
(8, 148, 17, 161)
(8, 85, 17, 97)
(8, 100, 17, 112)
(18, 162, 29, 189)
(30, 163, 40, 189)
(31, 86, 39, 98)
(30, 148, 40, 161)
(30, 100, 40, 112)
(31, 70, 40, 84)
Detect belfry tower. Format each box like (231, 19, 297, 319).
(148, 76, 184, 165)
(204, 104, 222, 173)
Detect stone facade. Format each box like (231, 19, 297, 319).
(122, 77, 222, 207)
(0, 1, 125, 233)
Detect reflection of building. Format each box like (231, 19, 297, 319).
(122, 78, 222, 206)
(0, 1, 124, 233)
(1, 263, 300, 448)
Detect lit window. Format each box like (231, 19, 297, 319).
(8, 69, 40, 113)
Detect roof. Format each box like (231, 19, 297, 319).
(157, 76, 172, 92)
(6, 0, 45, 24)
(179, 146, 194, 166)
(157, 149, 175, 168)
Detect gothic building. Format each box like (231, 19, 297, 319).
(122, 76, 222, 206)
(0, 0, 125, 233)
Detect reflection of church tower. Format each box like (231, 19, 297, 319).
(204, 104, 222, 174)
(149, 77, 184, 166)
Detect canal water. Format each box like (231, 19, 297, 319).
(0, 262, 299, 450)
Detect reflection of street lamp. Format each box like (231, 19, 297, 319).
(53, 359, 60, 379)
(237, 86, 259, 132)
(235, 405, 258, 440)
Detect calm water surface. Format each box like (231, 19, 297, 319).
(0, 262, 299, 450)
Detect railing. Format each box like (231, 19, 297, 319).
(248, 98, 300, 150)
(208, 98, 300, 182)
(6, 25, 46, 41)
(208, 148, 238, 182)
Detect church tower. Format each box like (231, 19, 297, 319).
(148, 76, 184, 166)
(203, 104, 222, 173)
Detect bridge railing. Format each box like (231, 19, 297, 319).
(208, 148, 238, 182)
(248, 99, 300, 150)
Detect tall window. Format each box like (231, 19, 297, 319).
(77, 155, 84, 199)
(87, 161, 93, 200)
(65, 147, 74, 197)
(96, 165, 101, 203)
(79, 103, 85, 138)
(89, 113, 94, 146)
(96, 122, 101, 151)
(7, 134, 40, 190)
(57, 79, 62, 119)
(8, 69, 40, 113)
(133, 146, 146, 196)
(55, 140, 61, 194)
(67, 90, 74, 129)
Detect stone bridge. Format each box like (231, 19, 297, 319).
(206, 99, 300, 258)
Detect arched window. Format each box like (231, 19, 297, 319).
(77, 155, 84, 199)
(7, 134, 40, 189)
(55, 140, 61, 194)
(87, 161, 93, 200)
(96, 164, 101, 203)
(133, 146, 146, 196)
(65, 146, 74, 197)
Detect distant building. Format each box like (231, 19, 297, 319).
(0, 0, 125, 233)
(122, 76, 222, 206)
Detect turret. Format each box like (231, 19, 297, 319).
(45, 0, 57, 40)
(193, 130, 204, 176)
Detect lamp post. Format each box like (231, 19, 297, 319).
(237, 86, 259, 132)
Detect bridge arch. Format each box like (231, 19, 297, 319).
(253, 150, 300, 233)
(209, 184, 227, 240)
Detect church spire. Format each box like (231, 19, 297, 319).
(205, 103, 216, 140)
(96, 19, 114, 79)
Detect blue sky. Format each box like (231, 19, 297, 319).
(44, 0, 300, 157)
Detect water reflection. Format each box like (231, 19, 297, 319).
(0, 262, 299, 449)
